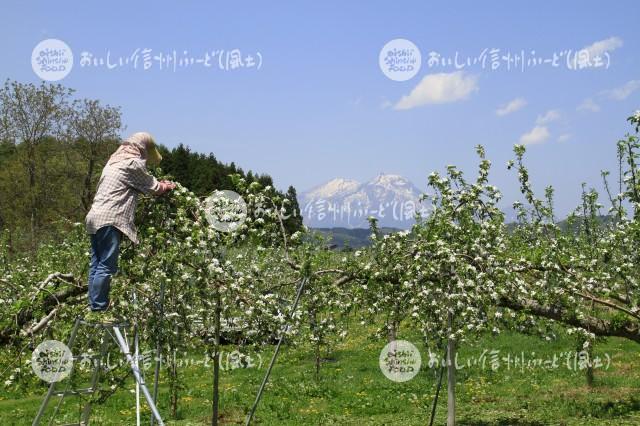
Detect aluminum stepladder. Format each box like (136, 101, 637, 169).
(32, 316, 165, 426)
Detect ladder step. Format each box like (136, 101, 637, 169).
(79, 319, 130, 327)
(54, 387, 95, 396)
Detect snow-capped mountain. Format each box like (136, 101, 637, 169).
(302, 178, 361, 201)
(298, 174, 430, 229)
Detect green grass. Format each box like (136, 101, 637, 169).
(2, 324, 640, 425)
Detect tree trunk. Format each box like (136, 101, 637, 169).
(169, 318, 180, 419)
(211, 281, 221, 426)
(150, 279, 166, 426)
(586, 347, 594, 387)
(309, 307, 321, 380)
(28, 146, 37, 252)
(387, 318, 398, 343)
(578, 339, 594, 387)
(447, 313, 456, 426)
(82, 154, 96, 211)
(7, 229, 13, 261)
(169, 348, 178, 418)
(315, 342, 321, 379)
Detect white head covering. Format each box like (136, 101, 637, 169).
(107, 132, 162, 166)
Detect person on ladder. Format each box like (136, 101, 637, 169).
(84, 132, 176, 323)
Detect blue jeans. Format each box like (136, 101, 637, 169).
(88, 226, 122, 311)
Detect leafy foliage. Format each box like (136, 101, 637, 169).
(2, 106, 640, 425)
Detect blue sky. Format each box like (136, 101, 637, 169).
(2, 1, 639, 217)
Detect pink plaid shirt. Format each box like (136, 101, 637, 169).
(85, 159, 160, 244)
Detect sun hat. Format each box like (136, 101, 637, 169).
(125, 132, 162, 165)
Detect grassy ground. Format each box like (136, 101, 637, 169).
(1, 323, 639, 425)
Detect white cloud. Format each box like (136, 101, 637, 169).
(496, 97, 526, 116)
(519, 110, 565, 145)
(577, 98, 600, 112)
(602, 80, 640, 101)
(394, 71, 478, 110)
(576, 79, 639, 114)
(519, 126, 550, 145)
(581, 36, 623, 58)
(536, 109, 561, 125)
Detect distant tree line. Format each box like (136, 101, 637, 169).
(0, 79, 302, 255)
(158, 143, 303, 235)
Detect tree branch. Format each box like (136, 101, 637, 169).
(498, 296, 640, 344)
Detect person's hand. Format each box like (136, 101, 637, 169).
(157, 180, 176, 195)
(161, 180, 177, 190)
